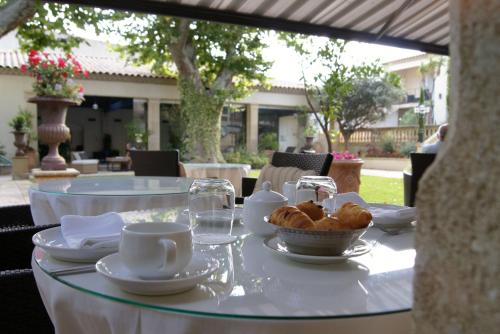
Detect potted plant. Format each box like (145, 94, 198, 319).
(258, 132, 279, 160)
(21, 50, 88, 170)
(9, 113, 28, 156)
(302, 124, 317, 151)
(328, 151, 364, 193)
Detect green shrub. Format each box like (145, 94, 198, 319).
(381, 136, 396, 153)
(400, 142, 417, 157)
(258, 132, 278, 151)
(224, 148, 268, 169)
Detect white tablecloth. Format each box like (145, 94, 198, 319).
(32, 213, 414, 334)
(183, 163, 251, 196)
(29, 177, 190, 225)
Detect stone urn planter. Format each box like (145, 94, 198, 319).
(12, 131, 27, 156)
(29, 97, 76, 170)
(328, 159, 364, 193)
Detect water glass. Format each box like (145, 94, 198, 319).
(188, 178, 237, 245)
(295, 176, 337, 206)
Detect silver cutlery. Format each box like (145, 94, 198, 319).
(48, 265, 96, 276)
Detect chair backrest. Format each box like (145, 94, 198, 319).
(285, 146, 296, 153)
(130, 150, 180, 177)
(271, 152, 333, 176)
(0, 204, 34, 228)
(410, 153, 437, 206)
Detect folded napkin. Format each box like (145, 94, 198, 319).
(369, 206, 416, 226)
(61, 212, 125, 249)
(322, 192, 369, 211)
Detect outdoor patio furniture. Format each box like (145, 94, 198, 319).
(105, 156, 130, 171)
(0, 224, 59, 270)
(32, 207, 414, 333)
(70, 151, 99, 174)
(0, 269, 54, 334)
(285, 146, 295, 153)
(0, 204, 34, 228)
(29, 176, 191, 225)
(130, 150, 180, 176)
(239, 152, 333, 201)
(405, 153, 437, 207)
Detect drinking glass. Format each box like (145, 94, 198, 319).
(295, 176, 337, 207)
(188, 178, 237, 245)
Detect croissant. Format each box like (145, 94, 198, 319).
(313, 216, 350, 231)
(296, 200, 325, 221)
(269, 206, 315, 229)
(334, 202, 372, 229)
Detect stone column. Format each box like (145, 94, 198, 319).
(413, 1, 500, 333)
(246, 104, 259, 153)
(147, 98, 160, 150)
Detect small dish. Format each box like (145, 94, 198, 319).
(96, 253, 218, 296)
(263, 236, 372, 264)
(32, 226, 117, 263)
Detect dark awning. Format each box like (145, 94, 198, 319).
(47, 0, 449, 55)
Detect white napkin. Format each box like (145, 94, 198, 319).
(322, 192, 369, 211)
(369, 206, 416, 226)
(61, 212, 125, 249)
(322, 192, 416, 226)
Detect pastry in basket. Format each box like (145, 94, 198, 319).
(334, 202, 372, 229)
(296, 200, 325, 221)
(313, 216, 351, 231)
(269, 206, 315, 229)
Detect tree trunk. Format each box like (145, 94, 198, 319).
(179, 79, 225, 162)
(0, 0, 36, 38)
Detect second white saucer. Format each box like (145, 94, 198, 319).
(264, 236, 372, 265)
(96, 253, 219, 296)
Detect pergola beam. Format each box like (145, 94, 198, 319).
(43, 0, 449, 55)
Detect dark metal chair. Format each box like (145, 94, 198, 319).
(239, 152, 333, 202)
(405, 153, 437, 206)
(130, 150, 180, 177)
(0, 269, 54, 333)
(0, 204, 56, 333)
(285, 146, 296, 153)
(0, 204, 35, 228)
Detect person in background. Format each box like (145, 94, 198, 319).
(422, 123, 448, 153)
(125, 143, 136, 170)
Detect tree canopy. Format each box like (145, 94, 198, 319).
(15, 3, 272, 162)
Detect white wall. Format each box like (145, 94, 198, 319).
(433, 64, 448, 124)
(0, 73, 307, 157)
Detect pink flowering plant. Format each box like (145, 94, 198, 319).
(332, 151, 358, 160)
(20, 50, 88, 103)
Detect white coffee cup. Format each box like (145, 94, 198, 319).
(120, 222, 192, 280)
(282, 181, 297, 205)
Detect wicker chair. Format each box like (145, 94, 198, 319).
(0, 204, 35, 228)
(0, 224, 60, 271)
(130, 150, 180, 177)
(238, 152, 333, 202)
(0, 269, 54, 333)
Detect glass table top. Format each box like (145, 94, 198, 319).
(34, 208, 414, 320)
(31, 176, 193, 196)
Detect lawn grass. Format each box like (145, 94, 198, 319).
(359, 175, 403, 205)
(248, 170, 403, 205)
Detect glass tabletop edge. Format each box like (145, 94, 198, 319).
(34, 257, 412, 321)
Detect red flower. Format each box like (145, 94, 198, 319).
(73, 67, 81, 75)
(78, 85, 84, 93)
(49, 60, 55, 65)
(20, 64, 28, 73)
(57, 58, 66, 68)
(43, 52, 49, 58)
(29, 56, 41, 66)
(83, 70, 89, 78)
(42, 62, 49, 69)
(28, 50, 38, 58)
(62, 72, 68, 78)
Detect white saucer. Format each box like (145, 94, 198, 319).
(368, 204, 416, 234)
(96, 253, 219, 296)
(263, 236, 372, 264)
(32, 226, 118, 263)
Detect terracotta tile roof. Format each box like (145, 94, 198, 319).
(0, 50, 166, 78)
